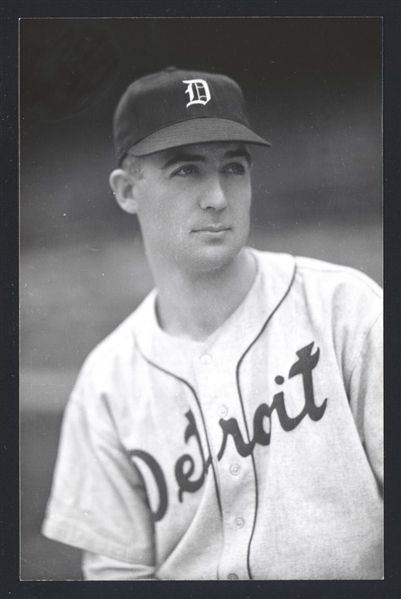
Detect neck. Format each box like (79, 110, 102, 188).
(151, 248, 256, 342)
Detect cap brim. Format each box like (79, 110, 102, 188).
(127, 117, 271, 157)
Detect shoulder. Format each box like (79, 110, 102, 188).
(251, 248, 381, 299)
(251, 248, 382, 329)
(293, 255, 382, 319)
(291, 256, 382, 373)
(71, 290, 156, 400)
(294, 255, 382, 298)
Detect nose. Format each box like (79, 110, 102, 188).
(199, 176, 228, 211)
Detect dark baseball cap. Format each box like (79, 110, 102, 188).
(113, 66, 271, 163)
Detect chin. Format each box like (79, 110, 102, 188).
(184, 240, 245, 274)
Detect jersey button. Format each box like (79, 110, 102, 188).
(235, 517, 245, 528)
(228, 573, 238, 580)
(199, 354, 212, 365)
(229, 463, 241, 476)
(217, 405, 228, 418)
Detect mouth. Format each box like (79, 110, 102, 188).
(192, 225, 231, 233)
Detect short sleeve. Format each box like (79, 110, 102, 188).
(348, 313, 383, 491)
(82, 551, 157, 580)
(42, 373, 156, 569)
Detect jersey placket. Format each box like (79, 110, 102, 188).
(192, 346, 257, 580)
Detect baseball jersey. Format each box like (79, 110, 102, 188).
(42, 249, 383, 580)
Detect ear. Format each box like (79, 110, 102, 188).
(109, 169, 138, 214)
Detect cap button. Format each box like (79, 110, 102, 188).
(164, 65, 177, 72)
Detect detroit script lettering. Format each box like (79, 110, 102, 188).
(129, 342, 328, 522)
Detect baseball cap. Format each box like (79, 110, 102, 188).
(113, 66, 271, 163)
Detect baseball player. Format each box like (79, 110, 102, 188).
(42, 67, 383, 580)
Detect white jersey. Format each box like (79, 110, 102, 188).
(42, 249, 383, 580)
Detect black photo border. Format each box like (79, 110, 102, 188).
(1, 2, 400, 598)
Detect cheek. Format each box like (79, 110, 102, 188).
(137, 190, 183, 243)
(231, 181, 252, 214)
(137, 187, 167, 223)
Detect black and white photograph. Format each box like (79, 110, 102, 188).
(19, 15, 384, 583)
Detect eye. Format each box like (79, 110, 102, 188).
(223, 162, 247, 175)
(171, 164, 200, 177)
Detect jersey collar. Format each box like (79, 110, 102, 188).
(133, 249, 296, 380)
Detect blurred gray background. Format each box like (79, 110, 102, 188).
(20, 17, 382, 579)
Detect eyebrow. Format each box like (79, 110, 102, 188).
(162, 153, 206, 169)
(161, 147, 252, 169)
(224, 148, 252, 165)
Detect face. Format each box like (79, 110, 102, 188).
(117, 141, 252, 275)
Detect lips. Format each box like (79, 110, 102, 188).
(193, 224, 230, 233)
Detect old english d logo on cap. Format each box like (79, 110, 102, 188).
(183, 79, 211, 107)
(113, 67, 271, 161)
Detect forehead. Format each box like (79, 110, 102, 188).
(143, 141, 251, 167)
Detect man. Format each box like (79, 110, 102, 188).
(42, 67, 383, 580)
